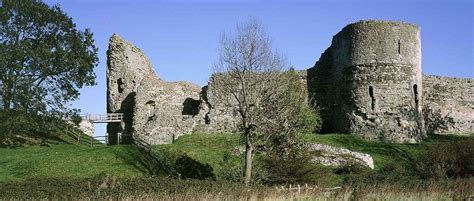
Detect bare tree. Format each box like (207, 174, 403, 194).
(213, 19, 313, 185)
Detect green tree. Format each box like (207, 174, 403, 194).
(0, 0, 98, 115)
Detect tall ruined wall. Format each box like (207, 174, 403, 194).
(423, 75, 473, 135)
(107, 34, 238, 144)
(308, 20, 425, 143)
(133, 73, 207, 144)
(199, 74, 241, 133)
(106, 34, 156, 143)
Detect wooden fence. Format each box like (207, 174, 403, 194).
(275, 184, 341, 193)
(76, 132, 127, 147)
(82, 113, 123, 123)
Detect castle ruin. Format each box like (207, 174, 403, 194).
(106, 20, 473, 145)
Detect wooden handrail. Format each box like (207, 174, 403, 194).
(81, 113, 123, 123)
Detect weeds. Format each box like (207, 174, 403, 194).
(0, 175, 471, 200)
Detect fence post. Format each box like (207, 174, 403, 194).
(117, 132, 121, 145)
(298, 184, 300, 193)
(90, 136, 93, 148)
(105, 133, 108, 145)
(78, 133, 81, 143)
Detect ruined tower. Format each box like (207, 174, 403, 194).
(106, 34, 156, 143)
(308, 20, 425, 143)
(106, 34, 213, 144)
(106, 20, 470, 145)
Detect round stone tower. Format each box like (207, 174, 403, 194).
(340, 21, 425, 143)
(328, 20, 425, 143)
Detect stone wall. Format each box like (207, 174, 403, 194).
(423, 75, 473, 135)
(133, 73, 207, 144)
(106, 34, 238, 144)
(308, 20, 425, 143)
(198, 74, 241, 133)
(77, 120, 95, 136)
(106, 20, 471, 145)
(106, 34, 156, 143)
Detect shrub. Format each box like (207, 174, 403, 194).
(340, 161, 415, 185)
(415, 137, 474, 179)
(217, 151, 243, 182)
(262, 141, 334, 185)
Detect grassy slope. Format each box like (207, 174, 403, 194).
(0, 144, 144, 182)
(302, 133, 468, 170)
(154, 133, 241, 177)
(0, 132, 468, 182)
(154, 132, 468, 172)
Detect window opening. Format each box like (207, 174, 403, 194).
(145, 101, 156, 118)
(413, 84, 419, 107)
(117, 78, 124, 93)
(369, 86, 375, 111)
(398, 40, 401, 54)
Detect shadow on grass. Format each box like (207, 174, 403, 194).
(113, 145, 166, 177)
(114, 144, 214, 180)
(175, 155, 215, 180)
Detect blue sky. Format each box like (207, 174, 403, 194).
(43, 0, 473, 135)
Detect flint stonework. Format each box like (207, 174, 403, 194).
(106, 20, 472, 145)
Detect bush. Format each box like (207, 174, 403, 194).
(217, 151, 243, 182)
(340, 161, 415, 185)
(262, 141, 334, 185)
(415, 137, 474, 179)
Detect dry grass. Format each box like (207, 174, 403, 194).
(3, 176, 469, 200)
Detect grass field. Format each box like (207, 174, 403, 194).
(0, 132, 472, 199)
(1, 132, 468, 182)
(0, 144, 144, 182)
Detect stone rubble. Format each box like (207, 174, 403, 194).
(307, 143, 375, 169)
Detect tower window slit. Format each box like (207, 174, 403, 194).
(398, 40, 401, 54)
(413, 84, 419, 107)
(369, 86, 375, 111)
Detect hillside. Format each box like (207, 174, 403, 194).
(1, 132, 469, 182)
(0, 132, 472, 199)
(0, 144, 144, 182)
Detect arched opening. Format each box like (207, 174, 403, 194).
(182, 98, 200, 116)
(369, 86, 375, 111)
(117, 78, 124, 93)
(413, 84, 419, 107)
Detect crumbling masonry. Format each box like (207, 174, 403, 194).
(107, 20, 473, 144)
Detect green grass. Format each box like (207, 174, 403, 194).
(302, 133, 469, 170)
(0, 131, 471, 199)
(151, 132, 470, 175)
(0, 132, 469, 183)
(0, 144, 144, 182)
(153, 133, 241, 178)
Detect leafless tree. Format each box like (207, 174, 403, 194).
(213, 19, 311, 185)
